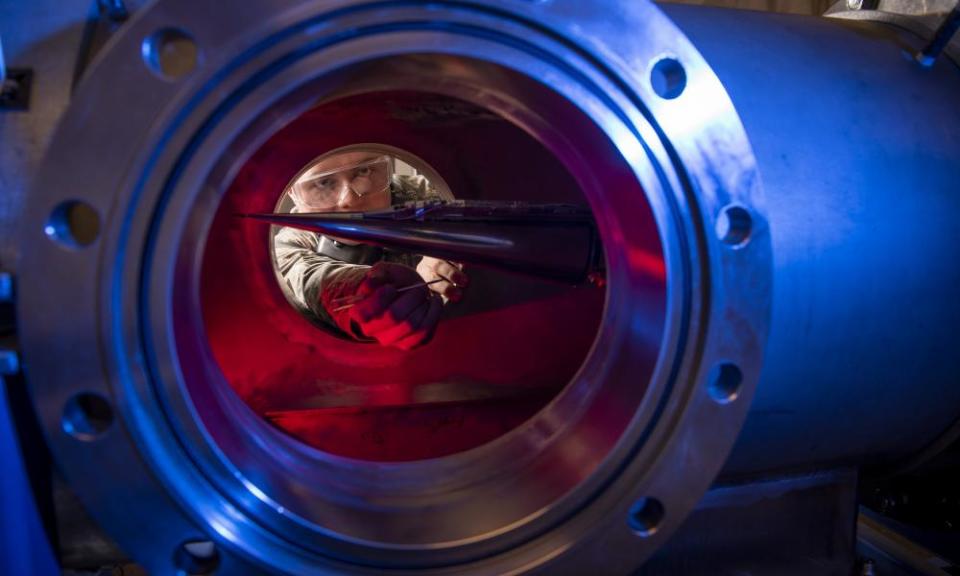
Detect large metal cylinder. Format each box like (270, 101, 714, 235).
(659, 4, 960, 475)
(4, 1, 960, 573)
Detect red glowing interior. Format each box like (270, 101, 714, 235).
(200, 92, 613, 461)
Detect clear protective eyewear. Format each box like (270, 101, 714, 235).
(291, 155, 392, 209)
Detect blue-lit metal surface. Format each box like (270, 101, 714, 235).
(14, 0, 770, 572)
(4, 0, 960, 574)
(0, 0, 94, 266)
(0, 374, 58, 576)
(661, 4, 960, 476)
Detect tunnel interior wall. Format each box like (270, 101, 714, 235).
(200, 91, 606, 460)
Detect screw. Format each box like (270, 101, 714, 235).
(0, 349, 19, 375)
(860, 558, 877, 576)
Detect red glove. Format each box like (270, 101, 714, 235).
(328, 262, 443, 350)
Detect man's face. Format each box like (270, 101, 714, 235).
(289, 151, 393, 212)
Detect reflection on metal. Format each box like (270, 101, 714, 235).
(248, 200, 603, 284)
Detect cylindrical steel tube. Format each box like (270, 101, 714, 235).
(661, 4, 960, 475)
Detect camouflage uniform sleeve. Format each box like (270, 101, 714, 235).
(273, 226, 369, 335)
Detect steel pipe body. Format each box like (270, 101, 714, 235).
(662, 4, 960, 475)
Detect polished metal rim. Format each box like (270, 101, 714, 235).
(19, 1, 771, 573)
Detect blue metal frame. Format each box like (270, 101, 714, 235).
(0, 375, 57, 576)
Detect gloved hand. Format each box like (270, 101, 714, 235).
(337, 261, 444, 350)
(416, 256, 468, 303)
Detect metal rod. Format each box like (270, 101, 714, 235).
(242, 201, 603, 284)
(329, 278, 444, 311)
(916, 6, 960, 68)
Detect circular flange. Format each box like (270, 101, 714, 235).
(18, 0, 770, 573)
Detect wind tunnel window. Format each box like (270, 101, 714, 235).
(270, 146, 454, 331)
(203, 91, 609, 461)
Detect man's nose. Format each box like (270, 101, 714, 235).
(335, 181, 358, 210)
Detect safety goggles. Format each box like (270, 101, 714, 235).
(290, 155, 392, 209)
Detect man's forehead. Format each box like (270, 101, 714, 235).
(303, 152, 384, 178)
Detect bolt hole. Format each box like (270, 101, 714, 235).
(650, 57, 686, 100)
(175, 539, 220, 575)
(708, 362, 743, 404)
(628, 497, 665, 537)
(62, 392, 114, 441)
(142, 28, 198, 80)
(715, 205, 752, 247)
(45, 201, 100, 248)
